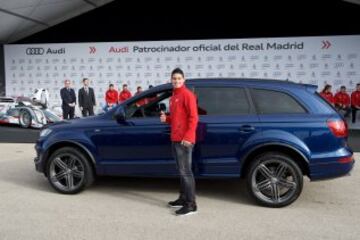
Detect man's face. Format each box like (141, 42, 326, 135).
(357, 85, 360, 91)
(171, 73, 185, 89)
(123, 85, 128, 91)
(138, 87, 142, 92)
(84, 79, 89, 86)
(110, 86, 114, 90)
(341, 88, 346, 93)
(65, 81, 70, 88)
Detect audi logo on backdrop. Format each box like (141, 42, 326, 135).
(26, 48, 44, 55)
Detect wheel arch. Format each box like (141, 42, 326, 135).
(43, 140, 96, 176)
(240, 143, 310, 178)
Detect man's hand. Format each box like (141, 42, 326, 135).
(160, 111, 166, 123)
(181, 140, 192, 148)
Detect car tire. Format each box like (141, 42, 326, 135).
(46, 147, 95, 194)
(19, 109, 32, 128)
(246, 152, 303, 207)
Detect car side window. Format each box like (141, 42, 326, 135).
(251, 89, 306, 114)
(126, 90, 172, 118)
(195, 87, 251, 115)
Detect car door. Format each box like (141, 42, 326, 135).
(193, 85, 260, 177)
(92, 89, 177, 176)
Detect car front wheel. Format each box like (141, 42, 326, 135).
(46, 147, 94, 194)
(246, 152, 303, 207)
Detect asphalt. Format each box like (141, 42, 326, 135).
(0, 143, 358, 240)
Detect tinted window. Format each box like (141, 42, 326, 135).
(252, 89, 306, 114)
(195, 87, 250, 115)
(126, 91, 171, 118)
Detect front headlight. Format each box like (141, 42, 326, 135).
(40, 128, 52, 138)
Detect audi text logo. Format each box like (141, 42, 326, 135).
(26, 48, 44, 55)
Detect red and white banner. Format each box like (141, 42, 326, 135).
(4, 35, 360, 109)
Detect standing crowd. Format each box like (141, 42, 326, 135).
(320, 84, 360, 123)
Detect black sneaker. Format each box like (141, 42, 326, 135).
(168, 199, 185, 208)
(175, 205, 197, 216)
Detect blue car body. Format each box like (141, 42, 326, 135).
(34, 79, 354, 181)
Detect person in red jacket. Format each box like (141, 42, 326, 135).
(320, 84, 334, 105)
(118, 84, 132, 103)
(105, 84, 118, 109)
(334, 86, 351, 118)
(351, 83, 360, 123)
(160, 68, 198, 216)
(135, 86, 147, 107)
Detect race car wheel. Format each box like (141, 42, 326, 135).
(19, 110, 32, 128)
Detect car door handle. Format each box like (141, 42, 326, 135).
(239, 125, 255, 133)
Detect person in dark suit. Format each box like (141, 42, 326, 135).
(60, 79, 76, 119)
(78, 78, 96, 117)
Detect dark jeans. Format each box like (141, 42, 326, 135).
(81, 107, 94, 117)
(62, 106, 75, 119)
(352, 107, 359, 123)
(172, 142, 196, 207)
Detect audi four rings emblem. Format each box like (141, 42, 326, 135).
(26, 48, 44, 55)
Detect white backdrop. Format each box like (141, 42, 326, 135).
(4, 35, 360, 110)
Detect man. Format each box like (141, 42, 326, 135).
(334, 86, 351, 118)
(160, 68, 199, 216)
(146, 85, 159, 116)
(105, 84, 118, 109)
(320, 84, 334, 106)
(60, 79, 76, 119)
(78, 78, 96, 117)
(351, 83, 360, 123)
(135, 86, 147, 107)
(119, 84, 132, 103)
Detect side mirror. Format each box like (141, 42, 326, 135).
(114, 106, 126, 124)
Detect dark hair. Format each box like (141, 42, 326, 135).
(109, 84, 114, 87)
(137, 86, 142, 91)
(171, 68, 184, 78)
(123, 84, 128, 87)
(357, 83, 360, 87)
(83, 78, 89, 82)
(322, 84, 332, 93)
(340, 85, 346, 89)
(149, 85, 153, 89)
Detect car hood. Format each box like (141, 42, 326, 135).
(47, 115, 107, 130)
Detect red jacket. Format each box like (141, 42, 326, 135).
(119, 90, 132, 102)
(320, 92, 334, 104)
(135, 91, 147, 106)
(334, 92, 350, 107)
(105, 89, 118, 105)
(165, 85, 198, 144)
(351, 90, 360, 107)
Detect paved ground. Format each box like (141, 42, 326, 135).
(0, 143, 358, 240)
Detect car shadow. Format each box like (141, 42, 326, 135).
(0, 158, 253, 206)
(91, 176, 254, 206)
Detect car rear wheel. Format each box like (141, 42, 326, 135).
(246, 152, 303, 207)
(46, 147, 94, 194)
(19, 110, 32, 128)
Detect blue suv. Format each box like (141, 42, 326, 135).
(34, 79, 354, 207)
